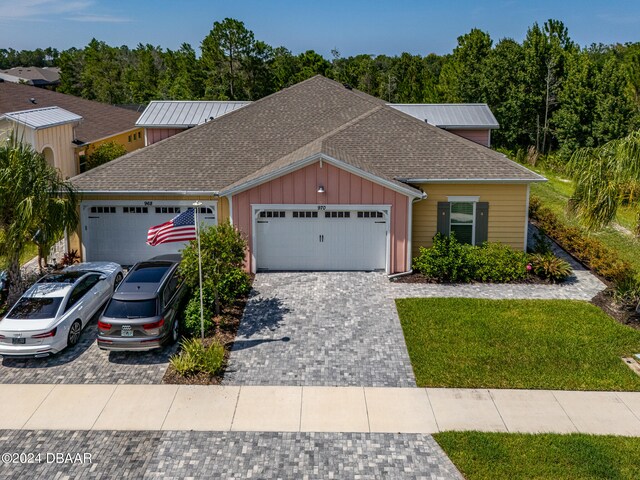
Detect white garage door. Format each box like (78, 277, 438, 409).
(82, 202, 217, 266)
(255, 208, 387, 271)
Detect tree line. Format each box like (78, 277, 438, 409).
(2, 18, 639, 157)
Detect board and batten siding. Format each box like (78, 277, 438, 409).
(145, 128, 185, 146)
(447, 129, 491, 147)
(411, 183, 528, 258)
(34, 123, 78, 179)
(232, 161, 410, 274)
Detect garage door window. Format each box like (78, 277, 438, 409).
(325, 211, 350, 218)
(90, 206, 116, 214)
(123, 207, 148, 214)
(259, 211, 286, 218)
(155, 207, 181, 214)
(292, 211, 318, 218)
(357, 211, 383, 218)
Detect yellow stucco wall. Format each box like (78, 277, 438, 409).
(411, 183, 529, 257)
(69, 193, 226, 260)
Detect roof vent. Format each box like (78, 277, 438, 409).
(29, 98, 37, 104)
(343, 83, 353, 90)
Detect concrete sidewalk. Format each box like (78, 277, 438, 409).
(3, 384, 640, 436)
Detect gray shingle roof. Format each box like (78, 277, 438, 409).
(136, 100, 250, 128)
(389, 103, 499, 129)
(70, 76, 543, 193)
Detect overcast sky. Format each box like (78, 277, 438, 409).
(0, 0, 639, 56)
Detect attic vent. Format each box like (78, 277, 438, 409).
(29, 98, 37, 104)
(343, 83, 353, 90)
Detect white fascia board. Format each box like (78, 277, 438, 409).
(398, 178, 547, 184)
(76, 190, 220, 197)
(221, 153, 424, 199)
(441, 125, 499, 130)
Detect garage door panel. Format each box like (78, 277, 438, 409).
(83, 204, 216, 266)
(256, 208, 387, 271)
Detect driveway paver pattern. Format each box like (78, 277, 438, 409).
(224, 272, 416, 387)
(0, 318, 176, 384)
(0, 430, 463, 480)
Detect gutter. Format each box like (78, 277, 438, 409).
(388, 269, 413, 280)
(76, 190, 220, 197)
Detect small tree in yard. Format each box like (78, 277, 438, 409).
(180, 221, 250, 317)
(85, 141, 127, 171)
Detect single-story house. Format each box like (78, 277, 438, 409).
(0, 80, 145, 176)
(0, 66, 61, 89)
(136, 99, 498, 148)
(70, 75, 545, 273)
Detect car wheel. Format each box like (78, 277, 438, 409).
(114, 272, 123, 290)
(67, 320, 82, 347)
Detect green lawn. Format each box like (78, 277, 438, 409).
(528, 164, 640, 279)
(396, 298, 640, 390)
(435, 431, 640, 480)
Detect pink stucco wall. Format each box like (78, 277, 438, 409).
(448, 129, 491, 147)
(145, 128, 185, 145)
(232, 161, 410, 273)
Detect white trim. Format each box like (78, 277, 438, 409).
(250, 204, 392, 274)
(488, 129, 492, 148)
(221, 153, 423, 199)
(77, 190, 219, 197)
(447, 195, 480, 202)
(227, 194, 234, 226)
(524, 184, 530, 251)
(398, 178, 546, 184)
(406, 197, 413, 271)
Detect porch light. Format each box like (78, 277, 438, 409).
(317, 186, 325, 193)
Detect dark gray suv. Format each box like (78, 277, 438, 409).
(97, 254, 186, 351)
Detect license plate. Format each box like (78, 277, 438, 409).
(12, 338, 25, 345)
(121, 326, 133, 337)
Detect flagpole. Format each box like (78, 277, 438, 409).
(192, 201, 204, 341)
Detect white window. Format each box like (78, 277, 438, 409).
(450, 202, 475, 244)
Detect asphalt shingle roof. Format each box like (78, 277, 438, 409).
(0, 81, 140, 144)
(70, 76, 543, 193)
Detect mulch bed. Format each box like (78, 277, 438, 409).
(591, 290, 640, 331)
(162, 285, 252, 386)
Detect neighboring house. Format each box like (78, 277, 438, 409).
(0, 66, 61, 89)
(0, 106, 82, 179)
(389, 103, 499, 147)
(136, 100, 497, 147)
(70, 75, 545, 272)
(136, 100, 251, 145)
(0, 81, 145, 175)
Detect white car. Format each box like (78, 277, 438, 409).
(0, 262, 123, 357)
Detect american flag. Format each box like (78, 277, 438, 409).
(147, 208, 197, 246)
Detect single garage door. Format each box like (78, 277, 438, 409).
(82, 202, 217, 266)
(255, 208, 387, 271)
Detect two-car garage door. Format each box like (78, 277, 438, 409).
(82, 202, 217, 266)
(255, 207, 388, 271)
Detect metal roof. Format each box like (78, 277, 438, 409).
(1, 106, 82, 130)
(136, 101, 251, 128)
(388, 103, 499, 129)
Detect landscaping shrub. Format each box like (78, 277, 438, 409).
(529, 254, 573, 282)
(183, 292, 214, 338)
(180, 221, 251, 314)
(170, 337, 225, 376)
(85, 141, 127, 170)
(413, 234, 528, 283)
(413, 233, 472, 282)
(467, 243, 529, 282)
(529, 196, 635, 285)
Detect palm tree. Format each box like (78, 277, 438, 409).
(0, 134, 78, 305)
(568, 130, 640, 235)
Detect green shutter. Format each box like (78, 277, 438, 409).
(475, 202, 489, 245)
(437, 202, 451, 236)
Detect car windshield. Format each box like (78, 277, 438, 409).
(7, 297, 63, 319)
(104, 299, 157, 319)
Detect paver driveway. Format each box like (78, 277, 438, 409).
(224, 272, 416, 387)
(0, 314, 176, 384)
